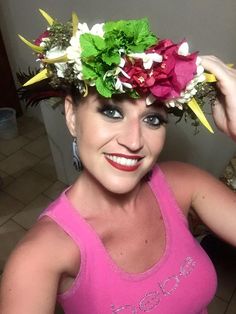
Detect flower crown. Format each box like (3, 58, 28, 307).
(19, 9, 218, 132)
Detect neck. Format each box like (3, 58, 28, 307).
(69, 169, 145, 215)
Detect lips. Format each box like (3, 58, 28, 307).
(104, 153, 143, 172)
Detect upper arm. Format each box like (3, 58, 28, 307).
(160, 161, 236, 246)
(190, 166, 236, 246)
(0, 219, 68, 314)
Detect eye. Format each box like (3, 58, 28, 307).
(98, 104, 123, 119)
(143, 114, 167, 128)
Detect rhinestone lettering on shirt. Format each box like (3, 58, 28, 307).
(111, 257, 196, 313)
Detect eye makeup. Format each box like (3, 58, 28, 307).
(96, 103, 123, 119)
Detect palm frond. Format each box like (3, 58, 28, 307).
(17, 68, 65, 107)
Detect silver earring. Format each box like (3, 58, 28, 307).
(72, 138, 82, 171)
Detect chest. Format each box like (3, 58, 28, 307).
(87, 191, 166, 274)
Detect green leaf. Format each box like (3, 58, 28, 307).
(134, 18, 151, 40)
(80, 34, 99, 58)
(132, 18, 157, 49)
(102, 52, 120, 66)
(92, 35, 106, 50)
(104, 20, 123, 33)
(128, 89, 140, 98)
(104, 18, 157, 54)
(82, 63, 98, 80)
(95, 77, 112, 97)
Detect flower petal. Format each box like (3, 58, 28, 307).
(178, 42, 189, 56)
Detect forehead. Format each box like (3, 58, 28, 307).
(89, 92, 167, 112)
(77, 92, 168, 118)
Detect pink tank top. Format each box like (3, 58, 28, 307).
(40, 166, 217, 313)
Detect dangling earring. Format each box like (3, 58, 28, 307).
(72, 138, 83, 171)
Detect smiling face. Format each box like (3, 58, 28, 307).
(65, 92, 167, 194)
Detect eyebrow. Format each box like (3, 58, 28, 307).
(98, 96, 167, 116)
(146, 102, 167, 113)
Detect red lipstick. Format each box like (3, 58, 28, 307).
(104, 153, 143, 172)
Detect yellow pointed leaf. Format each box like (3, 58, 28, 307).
(187, 98, 214, 133)
(204, 73, 217, 83)
(23, 69, 49, 86)
(39, 9, 54, 26)
(72, 12, 79, 36)
(18, 35, 44, 53)
(41, 55, 68, 64)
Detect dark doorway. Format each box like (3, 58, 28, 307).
(0, 30, 22, 115)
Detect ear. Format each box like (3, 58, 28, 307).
(64, 96, 77, 137)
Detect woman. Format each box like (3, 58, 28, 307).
(0, 10, 236, 314)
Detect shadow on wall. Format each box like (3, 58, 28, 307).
(160, 119, 195, 164)
(159, 116, 236, 177)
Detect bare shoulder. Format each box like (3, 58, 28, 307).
(0, 217, 80, 313)
(158, 161, 218, 214)
(159, 160, 202, 176)
(159, 160, 215, 186)
(158, 162, 236, 246)
(7, 216, 80, 275)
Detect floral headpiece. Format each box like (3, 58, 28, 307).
(19, 9, 218, 132)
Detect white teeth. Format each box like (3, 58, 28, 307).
(106, 155, 139, 166)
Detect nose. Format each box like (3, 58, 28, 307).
(117, 118, 144, 152)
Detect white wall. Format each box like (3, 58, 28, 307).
(0, 0, 235, 176)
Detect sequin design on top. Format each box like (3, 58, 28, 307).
(111, 256, 196, 313)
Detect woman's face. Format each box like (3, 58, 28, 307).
(65, 93, 167, 194)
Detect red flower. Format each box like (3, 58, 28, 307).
(119, 58, 155, 94)
(34, 30, 50, 46)
(147, 39, 198, 100)
(34, 31, 49, 59)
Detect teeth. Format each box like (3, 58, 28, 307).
(106, 155, 139, 166)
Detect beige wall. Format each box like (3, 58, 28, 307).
(0, 0, 235, 175)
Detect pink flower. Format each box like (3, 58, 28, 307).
(147, 39, 198, 100)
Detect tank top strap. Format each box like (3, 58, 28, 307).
(149, 165, 188, 227)
(38, 190, 98, 257)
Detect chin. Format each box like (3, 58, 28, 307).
(99, 172, 149, 195)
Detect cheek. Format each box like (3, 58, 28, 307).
(77, 122, 113, 152)
(146, 127, 166, 155)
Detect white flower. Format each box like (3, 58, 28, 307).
(146, 94, 157, 106)
(196, 65, 204, 76)
(73, 63, 83, 80)
(196, 56, 202, 65)
(45, 47, 67, 78)
(39, 37, 49, 48)
(128, 52, 162, 69)
(114, 78, 132, 92)
(178, 42, 189, 56)
(119, 67, 130, 79)
(90, 23, 104, 37)
(119, 57, 126, 68)
(66, 22, 105, 80)
(114, 78, 125, 92)
(66, 32, 83, 78)
(104, 64, 130, 81)
(78, 22, 90, 34)
(77, 22, 104, 37)
(66, 32, 82, 61)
